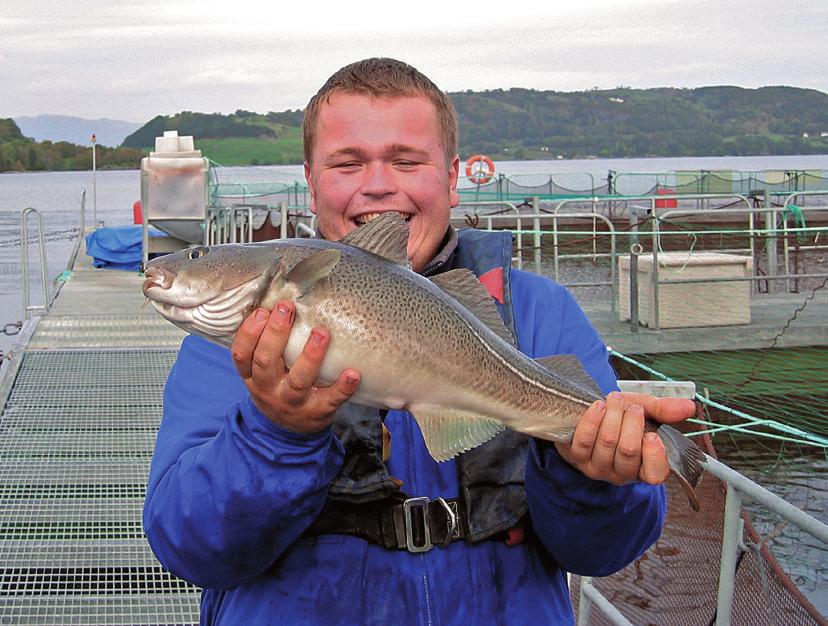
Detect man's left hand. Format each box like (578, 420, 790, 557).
(554, 391, 695, 486)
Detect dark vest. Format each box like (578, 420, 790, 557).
(326, 228, 530, 542)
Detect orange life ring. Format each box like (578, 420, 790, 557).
(465, 154, 495, 184)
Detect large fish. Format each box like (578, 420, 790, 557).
(142, 213, 705, 508)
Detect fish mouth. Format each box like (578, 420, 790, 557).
(142, 266, 175, 295)
(147, 277, 264, 340)
(353, 211, 412, 226)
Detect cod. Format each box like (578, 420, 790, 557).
(143, 213, 705, 508)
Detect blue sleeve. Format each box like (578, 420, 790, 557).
(143, 335, 344, 589)
(510, 270, 666, 576)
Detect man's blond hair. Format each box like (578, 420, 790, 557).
(303, 58, 458, 165)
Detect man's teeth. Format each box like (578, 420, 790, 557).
(355, 212, 410, 224)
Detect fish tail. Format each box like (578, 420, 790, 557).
(656, 424, 707, 512)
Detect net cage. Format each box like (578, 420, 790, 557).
(570, 432, 827, 626)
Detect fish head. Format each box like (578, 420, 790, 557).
(142, 244, 280, 343)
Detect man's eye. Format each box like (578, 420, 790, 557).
(335, 161, 360, 169)
(394, 160, 418, 168)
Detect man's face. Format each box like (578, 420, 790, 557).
(305, 93, 460, 272)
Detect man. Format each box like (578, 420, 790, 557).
(144, 58, 694, 625)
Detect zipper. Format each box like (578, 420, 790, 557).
(404, 412, 434, 626)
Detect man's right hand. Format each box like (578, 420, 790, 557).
(231, 301, 361, 434)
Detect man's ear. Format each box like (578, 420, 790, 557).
(304, 162, 317, 214)
(448, 155, 460, 208)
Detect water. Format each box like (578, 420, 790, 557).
(1, 157, 827, 615)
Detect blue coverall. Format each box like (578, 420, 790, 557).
(144, 269, 666, 625)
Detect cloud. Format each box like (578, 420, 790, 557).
(3, 0, 825, 121)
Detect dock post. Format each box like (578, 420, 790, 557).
(764, 188, 778, 293)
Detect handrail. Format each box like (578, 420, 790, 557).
(19, 208, 50, 320)
(575, 379, 828, 626)
(578, 456, 828, 626)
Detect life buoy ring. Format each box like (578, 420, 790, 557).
(465, 154, 495, 184)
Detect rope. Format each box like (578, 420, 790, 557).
(610, 349, 828, 448)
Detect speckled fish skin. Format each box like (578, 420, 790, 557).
(143, 235, 598, 455)
(143, 220, 707, 509)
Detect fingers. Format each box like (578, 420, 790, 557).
(639, 432, 670, 484)
(613, 403, 644, 483)
(558, 392, 670, 486)
(590, 392, 626, 475)
(325, 369, 362, 412)
(562, 399, 605, 466)
(250, 303, 294, 386)
(279, 328, 329, 406)
(618, 392, 695, 424)
(231, 307, 271, 380)
(230, 301, 361, 434)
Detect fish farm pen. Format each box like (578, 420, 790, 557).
(1, 171, 827, 624)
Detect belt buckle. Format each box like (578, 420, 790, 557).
(436, 497, 460, 545)
(403, 497, 432, 553)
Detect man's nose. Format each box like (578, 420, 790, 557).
(360, 162, 397, 197)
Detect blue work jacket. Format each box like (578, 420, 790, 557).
(144, 269, 666, 625)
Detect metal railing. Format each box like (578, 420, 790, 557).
(577, 454, 828, 626)
(455, 201, 527, 269)
(19, 208, 49, 320)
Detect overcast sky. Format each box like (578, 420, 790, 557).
(2, 0, 826, 123)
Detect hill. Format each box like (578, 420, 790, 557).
(5, 86, 827, 171)
(121, 86, 827, 165)
(451, 85, 828, 158)
(14, 115, 141, 147)
(0, 118, 143, 172)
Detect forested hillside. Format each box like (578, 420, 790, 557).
(0, 119, 142, 171)
(4, 85, 826, 171)
(450, 85, 827, 158)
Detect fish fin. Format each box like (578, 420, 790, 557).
(409, 406, 505, 462)
(656, 424, 707, 512)
(283, 249, 342, 297)
(535, 354, 603, 397)
(430, 269, 516, 346)
(339, 212, 411, 267)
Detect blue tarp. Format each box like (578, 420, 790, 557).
(85, 225, 167, 271)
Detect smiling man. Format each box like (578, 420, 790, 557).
(305, 91, 458, 272)
(144, 58, 695, 625)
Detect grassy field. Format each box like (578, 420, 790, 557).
(197, 126, 304, 166)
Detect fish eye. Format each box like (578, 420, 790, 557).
(188, 247, 208, 260)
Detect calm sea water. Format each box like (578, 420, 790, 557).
(1, 155, 827, 615)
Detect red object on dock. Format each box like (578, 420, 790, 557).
(133, 201, 143, 224)
(654, 187, 677, 208)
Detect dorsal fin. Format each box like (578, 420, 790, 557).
(339, 212, 410, 266)
(535, 354, 603, 398)
(430, 269, 515, 346)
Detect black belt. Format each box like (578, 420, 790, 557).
(304, 496, 465, 553)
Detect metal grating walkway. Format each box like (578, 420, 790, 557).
(0, 349, 199, 625)
(0, 237, 198, 624)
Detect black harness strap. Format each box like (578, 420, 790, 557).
(304, 497, 466, 552)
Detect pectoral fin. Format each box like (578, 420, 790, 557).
(284, 249, 342, 296)
(409, 406, 505, 462)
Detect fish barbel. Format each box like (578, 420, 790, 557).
(143, 213, 705, 508)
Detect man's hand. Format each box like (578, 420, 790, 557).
(554, 391, 695, 486)
(231, 301, 361, 434)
